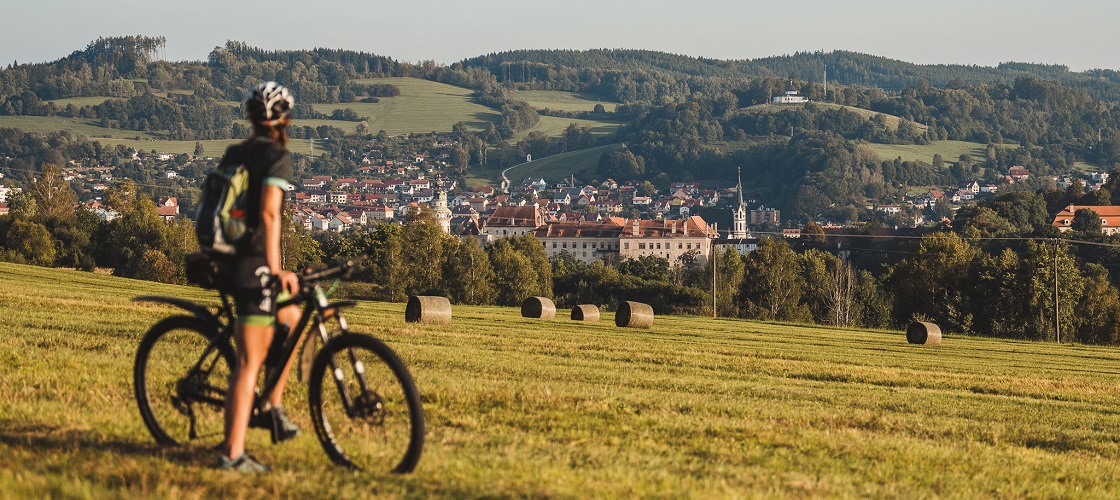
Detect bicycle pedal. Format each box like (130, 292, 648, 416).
(249, 412, 272, 429)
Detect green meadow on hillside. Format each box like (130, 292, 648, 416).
(740, 102, 930, 132)
(506, 90, 618, 113)
(3, 261, 1120, 497)
(867, 140, 999, 165)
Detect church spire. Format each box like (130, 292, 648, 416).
(736, 166, 744, 208)
(731, 165, 748, 239)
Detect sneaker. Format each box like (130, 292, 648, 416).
(216, 452, 270, 473)
(269, 405, 301, 444)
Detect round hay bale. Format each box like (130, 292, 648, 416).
(571, 304, 600, 322)
(906, 321, 942, 345)
(521, 296, 556, 319)
(405, 295, 451, 325)
(615, 301, 654, 329)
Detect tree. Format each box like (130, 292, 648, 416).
(1071, 208, 1102, 235)
(441, 238, 495, 305)
(741, 238, 807, 321)
(488, 239, 538, 306)
(401, 215, 447, 295)
(508, 234, 552, 298)
(0, 218, 55, 265)
(619, 254, 669, 282)
(28, 164, 77, 222)
(801, 249, 855, 326)
(890, 232, 978, 333)
(802, 221, 826, 245)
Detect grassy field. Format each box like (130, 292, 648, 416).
(867, 140, 1014, 165)
(504, 143, 623, 184)
(4, 261, 1120, 497)
(739, 102, 930, 133)
(313, 77, 501, 135)
(506, 90, 617, 113)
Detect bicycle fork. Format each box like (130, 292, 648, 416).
(322, 315, 383, 422)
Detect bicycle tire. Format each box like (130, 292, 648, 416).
(308, 333, 425, 473)
(134, 315, 234, 447)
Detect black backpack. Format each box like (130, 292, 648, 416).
(195, 162, 252, 255)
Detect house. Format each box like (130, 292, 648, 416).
(772, 87, 808, 104)
(632, 196, 651, 206)
(157, 205, 179, 221)
(926, 189, 945, 206)
(783, 228, 801, 238)
(1052, 204, 1120, 235)
(366, 205, 395, 221)
(750, 207, 780, 226)
(876, 205, 902, 215)
(959, 181, 980, 194)
(1009, 166, 1030, 181)
(980, 184, 999, 194)
(0, 202, 9, 216)
(533, 216, 715, 265)
(482, 205, 544, 241)
(467, 197, 489, 212)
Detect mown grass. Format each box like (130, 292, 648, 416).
(313, 77, 501, 135)
(867, 140, 1014, 165)
(3, 261, 1120, 497)
(509, 115, 623, 142)
(504, 143, 623, 184)
(506, 90, 617, 113)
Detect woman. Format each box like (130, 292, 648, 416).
(218, 82, 302, 472)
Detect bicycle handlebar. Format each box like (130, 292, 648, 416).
(300, 254, 368, 284)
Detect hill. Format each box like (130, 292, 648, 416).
(737, 102, 929, 132)
(462, 49, 1120, 102)
(4, 261, 1120, 497)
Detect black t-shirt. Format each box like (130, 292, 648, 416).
(217, 137, 294, 255)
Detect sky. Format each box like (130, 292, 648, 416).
(4, 0, 1120, 71)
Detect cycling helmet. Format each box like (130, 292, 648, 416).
(245, 81, 293, 125)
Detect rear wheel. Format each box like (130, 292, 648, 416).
(308, 333, 424, 472)
(134, 316, 234, 447)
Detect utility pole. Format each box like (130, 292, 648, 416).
(712, 245, 718, 318)
(1053, 238, 1060, 344)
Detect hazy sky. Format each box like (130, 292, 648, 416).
(4, 0, 1119, 71)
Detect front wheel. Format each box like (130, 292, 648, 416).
(308, 333, 425, 472)
(134, 316, 234, 447)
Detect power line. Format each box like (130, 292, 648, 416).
(750, 230, 1120, 249)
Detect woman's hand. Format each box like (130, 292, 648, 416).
(274, 269, 299, 295)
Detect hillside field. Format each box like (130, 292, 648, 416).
(2, 78, 622, 157)
(506, 90, 618, 113)
(739, 102, 930, 132)
(3, 261, 1120, 497)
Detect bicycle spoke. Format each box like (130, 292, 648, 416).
(136, 318, 232, 448)
(311, 336, 423, 472)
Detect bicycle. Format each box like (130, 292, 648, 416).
(132, 256, 424, 473)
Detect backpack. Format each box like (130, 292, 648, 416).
(195, 162, 252, 255)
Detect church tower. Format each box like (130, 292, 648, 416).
(433, 180, 452, 234)
(731, 166, 748, 239)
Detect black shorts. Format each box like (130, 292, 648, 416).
(223, 255, 280, 326)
